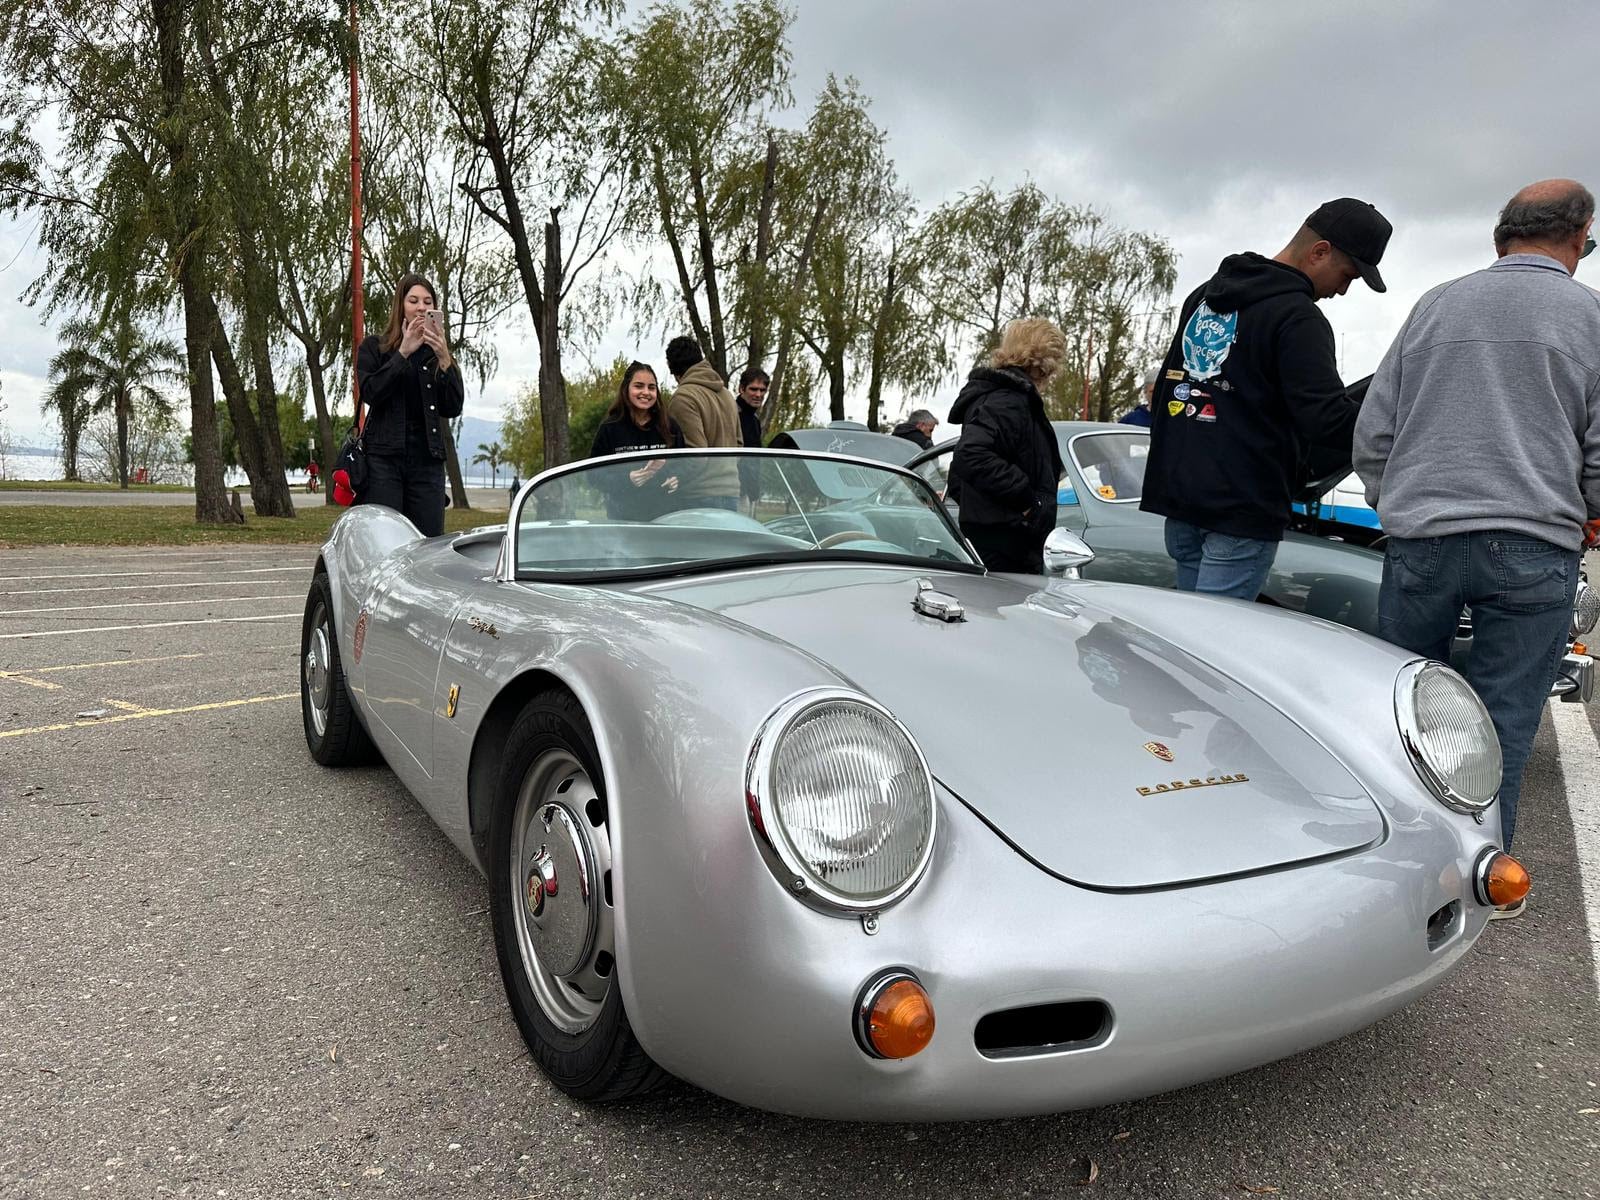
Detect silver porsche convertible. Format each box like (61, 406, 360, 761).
(300, 448, 1529, 1121)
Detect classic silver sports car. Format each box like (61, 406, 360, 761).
(300, 448, 1530, 1120)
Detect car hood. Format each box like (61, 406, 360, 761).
(639, 565, 1383, 889)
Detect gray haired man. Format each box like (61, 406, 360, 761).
(1353, 179, 1600, 901)
(891, 409, 940, 450)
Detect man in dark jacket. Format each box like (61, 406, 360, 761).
(891, 410, 939, 450)
(1140, 198, 1391, 599)
(949, 319, 1067, 574)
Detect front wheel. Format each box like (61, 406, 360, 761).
(300, 572, 376, 766)
(488, 691, 664, 1101)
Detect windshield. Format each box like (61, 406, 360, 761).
(1066, 430, 1149, 503)
(512, 450, 977, 579)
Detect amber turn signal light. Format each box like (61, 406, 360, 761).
(1475, 851, 1531, 908)
(856, 971, 935, 1060)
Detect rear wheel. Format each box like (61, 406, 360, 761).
(301, 573, 376, 766)
(488, 691, 664, 1101)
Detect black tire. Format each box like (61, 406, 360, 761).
(488, 690, 665, 1102)
(300, 572, 377, 767)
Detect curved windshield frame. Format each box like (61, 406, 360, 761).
(503, 448, 981, 583)
(1066, 430, 1149, 505)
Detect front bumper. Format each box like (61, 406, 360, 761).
(621, 785, 1500, 1121)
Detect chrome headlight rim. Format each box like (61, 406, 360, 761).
(1572, 576, 1598, 639)
(1393, 659, 1500, 814)
(745, 687, 937, 914)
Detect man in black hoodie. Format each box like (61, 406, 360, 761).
(1141, 198, 1391, 599)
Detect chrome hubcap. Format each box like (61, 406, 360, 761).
(304, 606, 332, 737)
(510, 750, 614, 1034)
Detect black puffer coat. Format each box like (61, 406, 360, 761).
(948, 366, 1064, 534)
(355, 335, 464, 459)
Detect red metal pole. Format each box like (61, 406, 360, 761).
(350, 0, 364, 425)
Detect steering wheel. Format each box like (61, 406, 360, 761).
(815, 529, 879, 549)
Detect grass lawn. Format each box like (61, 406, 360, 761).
(0, 502, 497, 547)
(0, 478, 195, 493)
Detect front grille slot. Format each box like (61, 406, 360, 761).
(1426, 900, 1461, 950)
(974, 1000, 1110, 1059)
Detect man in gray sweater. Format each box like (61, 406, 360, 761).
(1354, 179, 1600, 893)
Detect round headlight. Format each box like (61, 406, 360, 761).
(746, 690, 936, 911)
(1393, 661, 1502, 814)
(1572, 577, 1598, 639)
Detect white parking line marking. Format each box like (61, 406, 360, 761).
(0, 594, 301, 616)
(0, 613, 299, 640)
(0, 579, 308, 597)
(0, 566, 307, 582)
(0, 652, 207, 677)
(1552, 702, 1600, 999)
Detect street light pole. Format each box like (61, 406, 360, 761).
(1080, 325, 1094, 422)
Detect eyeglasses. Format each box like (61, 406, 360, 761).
(1584, 233, 1596, 259)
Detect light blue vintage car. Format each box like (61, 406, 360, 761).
(300, 448, 1527, 1120)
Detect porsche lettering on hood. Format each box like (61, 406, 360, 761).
(642, 567, 1385, 890)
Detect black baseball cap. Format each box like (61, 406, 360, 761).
(1306, 198, 1392, 293)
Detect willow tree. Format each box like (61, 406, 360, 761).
(378, 0, 631, 470)
(0, 1, 236, 519)
(604, 0, 792, 380)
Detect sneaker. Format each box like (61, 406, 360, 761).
(1490, 897, 1527, 921)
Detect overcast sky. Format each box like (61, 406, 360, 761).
(4, 0, 1597, 447)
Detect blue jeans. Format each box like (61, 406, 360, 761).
(1164, 519, 1280, 600)
(1379, 531, 1580, 847)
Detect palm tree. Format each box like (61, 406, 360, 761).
(473, 440, 503, 488)
(45, 314, 181, 488)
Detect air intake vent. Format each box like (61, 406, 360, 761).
(974, 1000, 1110, 1059)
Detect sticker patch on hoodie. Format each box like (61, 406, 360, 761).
(1181, 302, 1238, 381)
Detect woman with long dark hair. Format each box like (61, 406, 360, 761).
(354, 273, 464, 535)
(588, 361, 684, 519)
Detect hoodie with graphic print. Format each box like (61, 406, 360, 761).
(1139, 252, 1358, 541)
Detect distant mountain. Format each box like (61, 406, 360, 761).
(456, 415, 504, 458)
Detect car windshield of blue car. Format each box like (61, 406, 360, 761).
(512, 450, 979, 578)
(1068, 430, 1148, 503)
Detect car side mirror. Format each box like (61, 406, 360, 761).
(1043, 528, 1095, 579)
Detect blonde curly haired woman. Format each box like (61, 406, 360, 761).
(947, 318, 1068, 572)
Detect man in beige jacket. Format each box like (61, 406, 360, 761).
(665, 335, 743, 508)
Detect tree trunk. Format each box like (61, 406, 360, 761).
(236, 224, 294, 516)
(744, 131, 779, 374)
(439, 419, 469, 510)
(651, 153, 712, 357)
(303, 347, 338, 505)
(539, 210, 569, 468)
(864, 261, 897, 432)
(116, 390, 130, 488)
(765, 197, 827, 440)
(153, 0, 235, 524)
(204, 300, 272, 511)
(688, 153, 727, 378)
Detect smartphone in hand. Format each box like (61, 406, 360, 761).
(424, 309, 444, 333)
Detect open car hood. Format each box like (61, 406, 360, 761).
(1293, 375, 1371, 503)
(643, 566, 1385, 890)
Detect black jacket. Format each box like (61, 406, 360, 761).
(588, 414, 685, 520)
(355, 335, 464, 460)
(1140, 253, 1357, 540)
(891, 421, 934, 450)
(736, 401, 764, 498)
(948, 366, 1064, 533)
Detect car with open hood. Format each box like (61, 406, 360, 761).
(301, 447, 1529, 1119)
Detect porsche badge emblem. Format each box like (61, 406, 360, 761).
(1137, 773, 1250, 797)
(352, 611, 368, 664)
(1143, 741, 1174, 762)
(446, 684, 460, 719)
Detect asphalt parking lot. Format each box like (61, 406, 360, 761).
(2, 544, 1598, 1199)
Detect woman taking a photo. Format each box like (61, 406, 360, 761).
(354, 273, 464, 536)
(589, 360, 684, 520)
